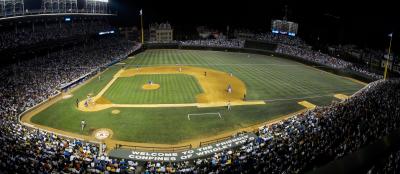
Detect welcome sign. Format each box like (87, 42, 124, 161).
(109, 133, 257, 162)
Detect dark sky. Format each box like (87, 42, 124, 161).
(25, 0, 399, 51)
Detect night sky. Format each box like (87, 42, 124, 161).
(24, 0, 399, 51)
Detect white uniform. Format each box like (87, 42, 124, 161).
(81, 120, 86, 131)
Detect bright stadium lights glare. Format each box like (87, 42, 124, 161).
(96, 0, 108, 2)
(98, 30, 114, 35)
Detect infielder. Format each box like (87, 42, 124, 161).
(81, 120, 86, 131)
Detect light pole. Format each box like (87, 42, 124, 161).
(140, 9, 144, 44)
(384, 33, 393, 80)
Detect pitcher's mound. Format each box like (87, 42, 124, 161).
(142, 84, 160, 90)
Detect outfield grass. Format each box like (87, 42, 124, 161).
(125, 50, 364, 100)
(30, 49, 365, 144)
(103, 74, 203, 104)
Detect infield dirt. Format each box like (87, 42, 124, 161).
(78, 66, 265, 112)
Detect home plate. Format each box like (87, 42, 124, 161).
(93, 128, 113, 140)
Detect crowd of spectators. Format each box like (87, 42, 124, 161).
(368, 149, 400, 174)
(361, 48, 386, 61)
(137, 79, 399, 174)
(350, 65, 383, 80)
(180, 39, 245, 48)
(255, 32, 307, 47)
(251, 33, 385, 79)
(0, 36, 140, 173)
(0, 29, 399, 173)
(179, 35, 384, 79)
(0, 21, 113, 51)
(3, 68, 398, 173)
(276, 44, 352, 69)
(332, 45, 386, 62)
(276, 44, 384, 79)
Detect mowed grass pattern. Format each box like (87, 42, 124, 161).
(31, 49, 366, 144)
(125, 50, 364, 102)
(103, 74, 203, 104)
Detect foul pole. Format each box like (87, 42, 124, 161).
(140, 9, 144, 44)
(384, 33, 393, 80)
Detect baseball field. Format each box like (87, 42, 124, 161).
(24, 49, 365, 146)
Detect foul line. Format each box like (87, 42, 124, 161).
(264, 94, 334, 102)
(124, 63, 327, 67)
(263, 90, 360, 103)
(96, 69, 125, 98)
(187, 112, 222, 120)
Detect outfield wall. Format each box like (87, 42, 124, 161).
(144, 43, 180, 49)
(244, 40, 277, 51)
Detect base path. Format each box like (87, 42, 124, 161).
(334, 93, 349, 100)
(298, 100, 317, 109)
(79, 66, 265, 112)
(142, 83, 160, 90)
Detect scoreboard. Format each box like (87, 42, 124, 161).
(271, 20, 298, 36)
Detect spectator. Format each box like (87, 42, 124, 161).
(180, 39, 245, 48)
(0, 31, 398, 173)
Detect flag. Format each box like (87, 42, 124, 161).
(139, 9, 142, 16)
(388, 33, 393, 37)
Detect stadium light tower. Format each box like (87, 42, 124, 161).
(86, 0, 108, 13)
(42, 0, 77, 13)
(3, 0, 24, 16)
